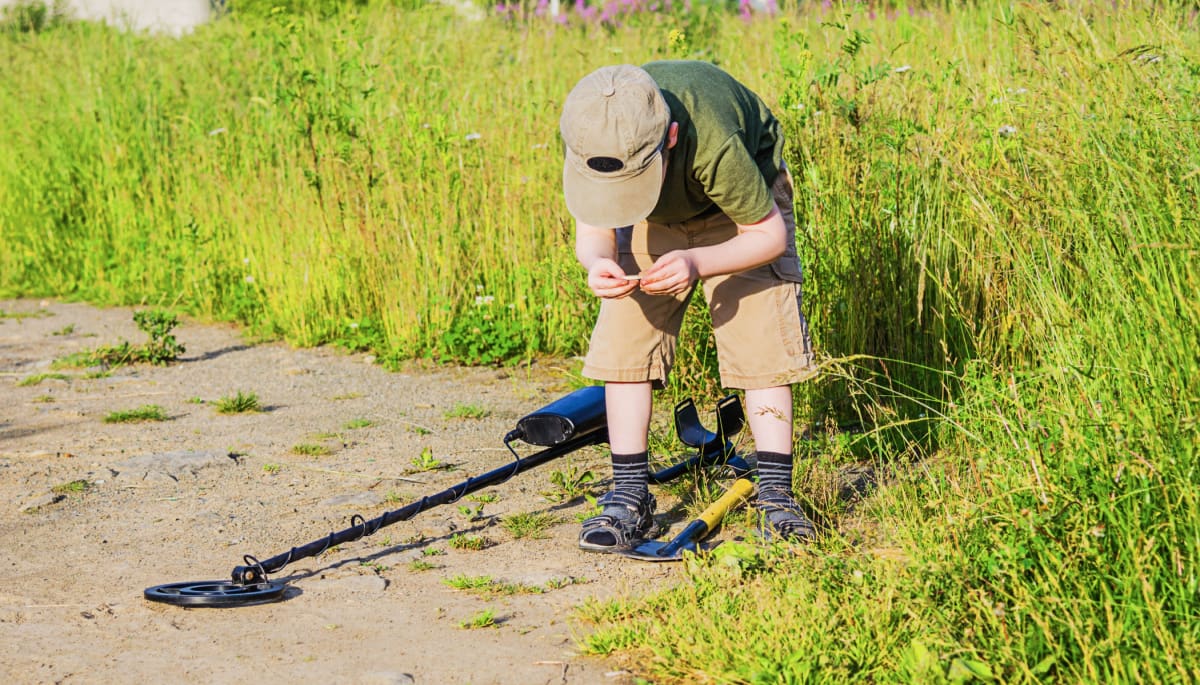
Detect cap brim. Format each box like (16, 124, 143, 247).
(563, 153, 663, 228)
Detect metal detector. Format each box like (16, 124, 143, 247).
(144, 387, 748, 608)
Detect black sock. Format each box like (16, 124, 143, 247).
(609, 451, 649, 509)
(755, 450, 793, 497)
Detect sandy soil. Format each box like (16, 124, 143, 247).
(0, 299, 712, 685)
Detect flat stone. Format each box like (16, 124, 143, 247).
(109, 450, 235, 483)
(19, 492, 64, 513)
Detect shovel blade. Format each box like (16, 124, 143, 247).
(620, 539, 700, 562)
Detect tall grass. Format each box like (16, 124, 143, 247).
(2, 1, 1199, 681)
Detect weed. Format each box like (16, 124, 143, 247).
(457, 503, 486, 522)
(104, 405, 168, 423)
(343, 418, 373, 429)
(360, 560, 389, 573)
(185, 396, 204, 404)
(500, 511, 559, 540)
(458, 609, 496, 630)
(410, 447, 445, 472)
(467, 492, 500, 504)
(51, 479, 91, 494)
(443, 574, 494, 592)
(215, 391, 261, 414)
(443, 403, 490, 419)
(331, 392, 362, 400)
(16, 372, 70, 387)
(421, 548, 445, 557)
(291, 443, 332, 456)
(408, 559, 438, 572)
(31, 394, 54, 404)
(542, 464, 596, 503)
(384, 491, 403, 504)
(132, 309, 185, 365)
(448, 534, 488, 551)
(51, 324, 74, 335)
(262, 463, 281, 474)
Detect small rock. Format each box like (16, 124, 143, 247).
(19, 492, 64, 513)
(354, 672, 414, 685)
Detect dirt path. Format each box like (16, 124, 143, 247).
(0, 299, 689, 684)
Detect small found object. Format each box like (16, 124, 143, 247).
(623, 274, 642, 281)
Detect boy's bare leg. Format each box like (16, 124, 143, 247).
(744, 385, 793, 453)
(604, 381, 653, 453)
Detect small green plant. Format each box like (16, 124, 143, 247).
(216, 390, 262, 414)
(104, 404, 168, 423)
(185, 396, 204, 404)
(360, 560, 389, 573)
(331, 392, 362, 400)
(573, 493, 603, 523)
(443, 574, 494, 592)
(31, 394, 54, 404)
(262, 463, 281, 474)
(458, 608, 497, 630)
(384, 491, 403, 504)
(51, 479, 91, 494)
(51, 324, 74, 335)
(421, 548, 446, 557)
(343, 418, 373, 429)
(542, 464, 597, 503)
(410, 446, 445, 471)
(444, 403, 490, 419)
(545, 576, 586, 591)
(408, 559, 438, 572)
(16, 372, 70, 387)
(467, 492, 500, 504)
(500, 511, 560, 540)
(132, 309, 185, 365)
(448, 533, 488, 551)
(457, 502, 486, 522)
(292, 443, 332, 456)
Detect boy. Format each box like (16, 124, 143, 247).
(559, 61, 819, 551)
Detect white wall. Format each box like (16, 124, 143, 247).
(0, 0, 212, 35)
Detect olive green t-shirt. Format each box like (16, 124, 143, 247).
(643, 60, 784, 225)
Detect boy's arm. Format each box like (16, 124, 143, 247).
(640, 202, 787, 296)
(575, 221, 639, 299)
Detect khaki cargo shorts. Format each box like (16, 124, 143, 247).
(582, 166, 817, 390)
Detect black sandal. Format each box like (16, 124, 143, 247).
(578, 491, 658, 552)
(755, 487, 817, 542)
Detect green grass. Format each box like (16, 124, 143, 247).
(103, 404, 168, 423)
(443, 403, 490, 419)
(0, 1, 1197, 683)
(342, 418, 373, 429)
(500, 511, 560, 540)
(448, 533, 489, 551)
(458, 609, 497, 630)
(215, 390, 261, 414)
(16, 372, 70, 386)
(291, 443, 332, 456)
(51, 479, 91, 494)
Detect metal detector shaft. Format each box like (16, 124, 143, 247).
(231, 426, 604, 584)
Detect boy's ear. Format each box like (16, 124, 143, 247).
(666, 122, 679, 150)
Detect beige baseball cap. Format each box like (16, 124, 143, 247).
(560, 65, 670, 228)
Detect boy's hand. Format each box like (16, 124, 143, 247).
(640, 250, 698, 296)
(587, 259, 639, 299)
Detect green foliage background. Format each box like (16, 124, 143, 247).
(1, 0, 1198, 682)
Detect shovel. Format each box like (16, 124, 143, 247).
(620, 478, 756, 562)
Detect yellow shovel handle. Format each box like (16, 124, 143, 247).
(696, 478, 757, 531)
